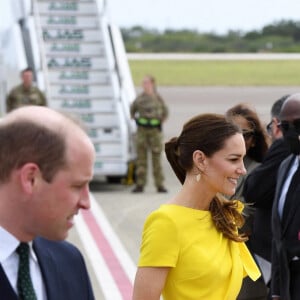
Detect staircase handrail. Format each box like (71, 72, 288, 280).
(95, 0, 107, 16)
(31, 0, 51, 102)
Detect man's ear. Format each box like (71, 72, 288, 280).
(274, 118, 283, 138)
(19, 163, 41, 194)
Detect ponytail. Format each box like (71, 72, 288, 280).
(210, 195, 248, 242)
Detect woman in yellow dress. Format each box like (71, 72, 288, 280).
(132, 113, 261, 300)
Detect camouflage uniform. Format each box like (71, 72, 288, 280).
(6, 84, 47, 112)
(130, 92, 168, 189)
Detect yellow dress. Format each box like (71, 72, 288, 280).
(138, 204, 260, 300)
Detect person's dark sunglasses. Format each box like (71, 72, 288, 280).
(242, 130, 255, 140)
(266, 121, 273, 134)
(278, 119, 300, 134)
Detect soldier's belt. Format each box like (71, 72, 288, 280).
(136, 117, 161, 128)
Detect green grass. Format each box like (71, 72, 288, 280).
(129, 60, 300, 86)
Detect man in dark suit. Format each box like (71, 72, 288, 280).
(271, 94, 300, 300)
(0, 106, 96, 299)
(243, 95, 290, 295)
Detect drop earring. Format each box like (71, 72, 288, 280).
(196, 173, 201, 182)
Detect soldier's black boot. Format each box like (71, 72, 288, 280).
(132, 185, 144, 193)
(157, 186, 168, 193)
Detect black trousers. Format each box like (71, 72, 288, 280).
(237, 276, 268, 300)
(289, 260, 300, 300)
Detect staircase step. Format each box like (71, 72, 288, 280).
(42, 29, 103, 42)
(39, 15, 100, 29)
(49, 84, 115, 98)
(93, 142, 124, 156)
(51, 110, 121, 132)
(45, 42, 104, 56)
(86, 127, 122, 141)
(77, 112, 120, 127)
(48, 70, 110, 84)
(46, 57, 109, 70)
(37, 2, 98, 16)
(50, 98, 116, 112)
(93, 159, 128, 175)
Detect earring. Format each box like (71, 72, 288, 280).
(196, 173, 201, 182)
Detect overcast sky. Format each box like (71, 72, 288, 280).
(0, 0, 299, 35)
(107, 0, 300, 34)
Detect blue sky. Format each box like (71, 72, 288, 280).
(107, 0, 300, 34)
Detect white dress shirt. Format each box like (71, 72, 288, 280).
(277, 157, 299, 219)
(0, 226, 47, 299)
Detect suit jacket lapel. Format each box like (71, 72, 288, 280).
(0, 264, 18, 299)
(273, 155, 295, 236)
(33, 239, 62, 300)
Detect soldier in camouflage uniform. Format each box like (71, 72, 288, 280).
(6, 67, 47, 112)
(130, 75, 168, 193)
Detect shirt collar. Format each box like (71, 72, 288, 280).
(293, 156, 299, 168)
(0, 226, 38, 263)
(0, 226, 19, 263)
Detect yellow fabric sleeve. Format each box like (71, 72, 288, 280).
(138, 210, 179, 267)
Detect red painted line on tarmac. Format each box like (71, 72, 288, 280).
(81, 209, 133, 300)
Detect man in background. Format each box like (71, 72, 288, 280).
(6, 67, 47, 112)
(243, 95, 290, 298)
(0, 106, 95, 299)
(271, 94, 300, 300)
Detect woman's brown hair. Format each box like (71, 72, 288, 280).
(226, 103, 269, 162)
(165, 113, 247, 242)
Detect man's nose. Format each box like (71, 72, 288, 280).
(79, 185, 91, 210)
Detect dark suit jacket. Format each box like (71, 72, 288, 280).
(0, 237, 95, 300)
(243, 138, 290, 261)
(271, 154, 300, 300)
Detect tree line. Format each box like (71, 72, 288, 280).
(120, 20, 300, 53)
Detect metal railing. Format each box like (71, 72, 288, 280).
(32, 0, 51, 102)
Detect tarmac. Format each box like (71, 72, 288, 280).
(68, 86, 300, 300)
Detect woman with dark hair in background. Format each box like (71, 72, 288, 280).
(132, 113, 260, 300)
(226, 103, 269, 201)
(226, 103, 270, 300)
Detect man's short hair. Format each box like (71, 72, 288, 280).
(21, 67, 33, 74)
(0, 120, 66, 183)
(271, 95, 290, 118)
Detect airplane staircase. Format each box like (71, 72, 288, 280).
(33, 0, 136, 181)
